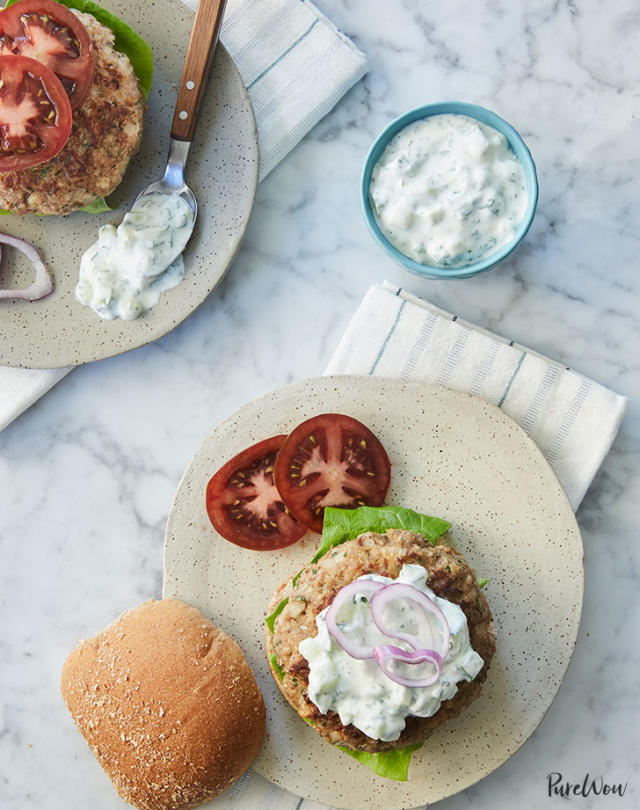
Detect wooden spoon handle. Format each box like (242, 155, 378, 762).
(170, 0, 228, 142)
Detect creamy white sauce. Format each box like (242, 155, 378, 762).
(75, 193, 195, 320)
(369, 114, 527, 268)
(299, 563, 484, 741)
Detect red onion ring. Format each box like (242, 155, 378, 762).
(374, 645, 443, 688)
(370, 583, 451, 660)
(325, 579, 386, 659)
(0, 233, 53, 302)
(324, 578, 453, 688)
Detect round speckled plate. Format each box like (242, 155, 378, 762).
(0, 0, 258, 368)
(163, 376, 584, 809)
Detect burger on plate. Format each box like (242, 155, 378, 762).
(0, 0, 148, 215)
(266, 527, 495, 757)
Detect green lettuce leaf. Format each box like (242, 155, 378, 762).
(4, 0, 153, 99)
(268, 654, 285, 682)
(478, 578, 488, 589)
(311, 506, 451, 564)
(265, 597, 289, 634)
(336, 743, 423, 781)
(1, 197, 111, 215)
(79, 197, 112, 214)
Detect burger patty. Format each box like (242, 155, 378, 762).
(0, 11, 144, 215)
(266, 529, 495, 753)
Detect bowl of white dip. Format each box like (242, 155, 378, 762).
(361, 102, 538, 279)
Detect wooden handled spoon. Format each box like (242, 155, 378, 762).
(135, 0, 229, 221)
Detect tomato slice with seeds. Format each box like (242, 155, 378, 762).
(273, 414, 391, 534)
(206, 435, 307, 551)
(0, 54, 72, 172)
(0, 0, 95, 109)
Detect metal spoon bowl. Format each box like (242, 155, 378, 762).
(134, 139, 197, 220)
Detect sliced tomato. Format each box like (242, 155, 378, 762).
(206, 436, 308, 551)
(0, 54, 72, 172)
(0, 0, 95, 109)
(274, 414, 391, 534)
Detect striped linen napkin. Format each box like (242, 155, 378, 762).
(325, 282, 627, 510)
(0, 0, 367, 432)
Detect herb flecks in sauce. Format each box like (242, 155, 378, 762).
(299, 563, 484, 741)
(370, 114, 527, 268)
(75, 192, 195, 320)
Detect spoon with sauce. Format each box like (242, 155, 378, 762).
(76, 0, 229, 320)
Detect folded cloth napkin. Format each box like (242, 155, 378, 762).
(325, 282, 627, 510)
(0, 0, 367, 432)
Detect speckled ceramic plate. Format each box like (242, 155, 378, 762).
(0, 0, 258, 369)
(163, 376, 584, 809)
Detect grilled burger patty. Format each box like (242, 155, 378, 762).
(266, 529, 495, 753)
(0, 10, 144, 215)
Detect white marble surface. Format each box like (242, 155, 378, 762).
(1, 0, 638, 808)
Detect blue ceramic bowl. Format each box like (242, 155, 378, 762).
(361, 102, 538, 280)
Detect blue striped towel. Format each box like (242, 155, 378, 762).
(0, 0, 367, 432)
(325, 282, 627, 510)
(218, 0, 367, 179)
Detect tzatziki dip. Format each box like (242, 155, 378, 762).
(298, 563, 484, 741)
(369, 113, 527, 268)
(75, 192, 195, 320)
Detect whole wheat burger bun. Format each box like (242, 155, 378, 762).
(61, 598, 265, 810)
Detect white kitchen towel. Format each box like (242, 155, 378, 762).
(0, 0, 367, 432)
(219, 0, 367, 179)
(325, 282, 627, 510)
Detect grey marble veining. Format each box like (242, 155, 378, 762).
(1, 0, 639, 808)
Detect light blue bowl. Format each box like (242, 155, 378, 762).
(361, 102, 539, 280)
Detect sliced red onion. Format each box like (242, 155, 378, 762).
(325, 579, 386, 659)
(370, 583, 451, 660)
(374, 645, 443, 687)
(0, 233, 53, 301)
